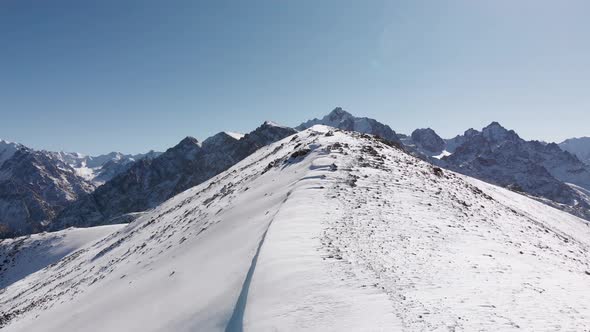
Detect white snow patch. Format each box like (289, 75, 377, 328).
(432, 149, 452, 159)
(224, 131, 245, 140)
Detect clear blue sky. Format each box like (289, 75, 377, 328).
(1, 0, 589, 155)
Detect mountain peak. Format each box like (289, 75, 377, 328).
(484, 121, 505, 130)
(410, 128, 445, 153)
(169, 136, 202, 158)
(262, 120, 286, 128)
(202, 132, 241, 151)
(326, 107, 353, 120)
(297, 107, 399, 142)
(177, 136, 200, 147)
(481, 122, 519, 143)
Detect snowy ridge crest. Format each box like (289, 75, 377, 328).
(2, 126, 590, 331)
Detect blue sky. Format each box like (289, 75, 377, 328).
(1, 0, 589, 155)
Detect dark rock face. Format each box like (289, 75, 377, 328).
(410, 128, 445, 154)
(297, 107, 400, 143)
(399, 122, 590, 221)
(560, 137, 590, 166)
(438, 123, 590, 220)
(0, 149, 95, 238)
(51, 122, 297, 230)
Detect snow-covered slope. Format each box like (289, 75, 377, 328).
(2, 126, 590, 331)
(560, 137, 590, 166)
(0, 224, 123, 290)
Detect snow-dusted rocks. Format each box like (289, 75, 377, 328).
(437, 122, 590, 220)
(560, 137, 590, 165)
(53, 150, 161, 186)
(398, 122, 590, 221)
(297, 107, 400, 143)
(0, 148, 96, 238)
(0, 139, 158, 238)
(0, 140, 21, 168)
(51, 121, 297, 230)
(2, 126, 590, 331)
(400, 128, 447, 157)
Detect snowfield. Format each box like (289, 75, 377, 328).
(0, 225, 123, 289)
(1, 126, 590, 331)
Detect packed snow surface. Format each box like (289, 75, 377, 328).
(1, 126, 590, 331)
(0, 225, 123, 289)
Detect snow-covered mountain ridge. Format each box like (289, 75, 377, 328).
(297, 107, 400, 143)
(52, 150, 161, 186)
(0, 139, 158, 238)
(50, 122, 296, 231)
(2, 126, 590, 331)
(402, 122, 590, 221)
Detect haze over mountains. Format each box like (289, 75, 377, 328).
(1, 108, 589, 239)
(2, 124, 590, 331)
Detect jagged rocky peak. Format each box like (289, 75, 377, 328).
(176, 136, 200, 147)
(481, 121, 520, 143)
(326, 106, 353, 120)
(410, 128, 445, 153)
(464, 128, 479, 137)
(50, 121, 298, 232)
(0, 139, 23, 167)
(0, 148, 96, 238)
(245, 121, 297, 145)
(261, 120, 286, 128)
(201, 132, 238, 148)
(559, 137, 590, 165)
(167, 136, 202, 160)
(297, 107, 400, 142)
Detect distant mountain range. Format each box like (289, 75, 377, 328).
(1, 108, 589, 238)
(560, 137, 590, 165)
(50, 121, 296, 231)
(403, 122, 590, 220)
(0, 140, 159, 237)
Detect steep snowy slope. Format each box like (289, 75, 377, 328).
(0, 225, 123, 289)
(2, 126, 590, 331)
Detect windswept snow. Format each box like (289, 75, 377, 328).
(225, 131, 245, 140)
(1, 126, 590, 331)
(0, 225, 123, 289)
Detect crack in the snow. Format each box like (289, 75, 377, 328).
(225, 191, 292, 332)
